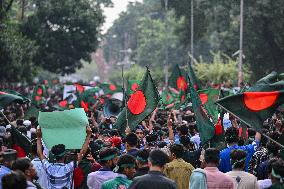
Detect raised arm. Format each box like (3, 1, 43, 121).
(36, 128, 45, 160)
(78, 126, 92, 163)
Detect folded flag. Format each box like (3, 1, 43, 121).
(0, 91, 24, 108)
(11, 126, 31, 158)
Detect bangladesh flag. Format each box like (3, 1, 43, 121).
(74, 83, 85, 94)
(188, 76, 215, 145)
(58, 94, 74, 109)
(168, 65, 188, 107)
(11, 126, 31, 158)
(99, 83, 122, 95)
(2, 89, 30, 103)
(74, 159, 92, 189)
(216, 91, 284, 131)
(161, 89, 176, 105)
(198, 88, 220, 123)
(188, 62, 202, 90)
(24, 105, 39, 120)
(31, 85, 46, 107)
(0, 91, 24, 108)
(127, 80, 140, 95)
(114, 68, 159, 133)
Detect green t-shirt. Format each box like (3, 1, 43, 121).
(101, 175, 132, 189)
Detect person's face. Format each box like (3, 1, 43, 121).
(135, 129, 144, 139)
(125, 167, 136, 179)
(26, 163, 37, 179)
(109, 156, 119, 169)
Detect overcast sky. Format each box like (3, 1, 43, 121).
(102, 0, 143, 33)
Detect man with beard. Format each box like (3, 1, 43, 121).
(87, 147, 119, 189)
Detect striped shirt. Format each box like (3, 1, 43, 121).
(42, 159, 75, 189)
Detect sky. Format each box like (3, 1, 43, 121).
(102, 0, 143, 33)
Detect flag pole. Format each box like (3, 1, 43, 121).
(216, 103, 284, 149)
(0, 110, 12, 125)
(121, 65, 129, 128)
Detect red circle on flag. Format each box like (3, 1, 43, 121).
(199, 93, 208, 105)
(59, 100, 68, 107)
(109, 84, 117, 91)
(127, 90, 146, 115)
(37, 88, 43, 95)
(131, 83, 139, 92)
(181, 95, 185, 102)
(243, 91, 279, 111)
(176, 76, 188, 91)
(35, 96, 41, 101)
(166, 94, 171, 102)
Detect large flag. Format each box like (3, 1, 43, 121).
(31, 85, 47, 107)
(114, 68, 159, 133)
(0, 91, 24, 108)
(2, 89, 30, 103)
(216, 91, 284, 131)
(188, 76, 215, 145)
(198, 88, 220, 123)
(188, 62, 202, 90)
(11, 126, 31, 158)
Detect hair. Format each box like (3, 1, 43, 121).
(179, 135, 195, 150)
(116, 154, 136, 174)
(170, 144, 184, 159)
(99, 147, 118, 165)
(205, 148, 220, 165)
(136, 149, 149, 164)
(2, 171, 27, 189)
(51, 144, 66, 161)
(179, 124, 189, 135)
(267, 158, 279, 175)
(270, 159, 284, 180)
(225, 127, 239, 144)
(12, 158, 31, 173)
(148, 149, 169, 167)
(230, 149, 247, 169)
(267, 142, 280, 157)
(125, 133, 138, 147)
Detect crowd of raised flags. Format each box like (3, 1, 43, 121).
(0, 65, 283, 189)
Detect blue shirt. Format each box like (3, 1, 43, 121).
(219, 141, 259, 173)
(0, 165, 11, 189)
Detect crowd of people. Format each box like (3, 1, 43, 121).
(0, 82, 283, 189)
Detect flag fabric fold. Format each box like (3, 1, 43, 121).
(188, 76, 215, 145)
(11, 126, 31, 158)
(0, 91, 24, 108)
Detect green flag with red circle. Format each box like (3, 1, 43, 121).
(31, 85, 47, 107)
(216, 91, 284, 131)
(188, 62, 202, 90)
(188, 76, 215, 145)
(127, 80, 140, 95)
(11, 126, 31, 158)
(198, 88, 220, 124)
(99, 83, 122, 95)
(114, 68, 159, 133)
(168, 65, 188, 106)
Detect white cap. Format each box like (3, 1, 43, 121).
(23, 120, 31, 126)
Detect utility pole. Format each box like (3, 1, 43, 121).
(238, 0, 244, 87)
(164, 0, 169, 87)
(190, 0, 194, 64)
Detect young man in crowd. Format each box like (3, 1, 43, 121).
(101, 154, 136, 189)
(190, 148, 234, 189)
(134, 149, 149, 177)
(226, 149, 259, 189)
(164, 144, 195, 189)
(87, 147, 119, 189)
(0, 149, 17, 189)
(36, 127, 92, 189)
(219, 127, 261, 173)
(12, 158, 41, 189)
(129, 149, 177, 189)
(124, 133, 139, 157)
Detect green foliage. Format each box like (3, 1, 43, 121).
(0, 23, 38, 82)
(169, 0, 284, 81)
(22, 0, 111, 75)
(193, 52, 250, 84)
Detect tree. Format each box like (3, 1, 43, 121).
(169, 0, 284, 81)
(22, 0, 111, 75)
